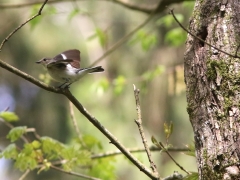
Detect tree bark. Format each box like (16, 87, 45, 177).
(184, 0, 240, 179)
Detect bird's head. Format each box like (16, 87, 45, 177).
(36, 58, 51, 67)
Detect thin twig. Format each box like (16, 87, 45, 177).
(170, 9, 240, 59)
(90, 0, 164, 67)
(69, 101, 82, 140)
(69, 101, 87, 148)
(91, 146, 189, 159)
(50, 165, 101, 180)
(25, 128, 41, 140)
(133, 85, 158, 176)
(0, 0, 48, 51)
(159, 142, 190, 175)
(19, 169, 31, 180)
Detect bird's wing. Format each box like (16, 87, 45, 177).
(46, 59, 73, 68)
(54, 49, 81, 68)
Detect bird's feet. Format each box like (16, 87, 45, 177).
(58, 82, 72, 89)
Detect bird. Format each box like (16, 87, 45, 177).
(36, 49, 104, 88)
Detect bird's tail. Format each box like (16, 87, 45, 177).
(77, 66, 104, 74)
(88, 66, 104, 73)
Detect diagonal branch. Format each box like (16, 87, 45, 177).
(133, 85, 158, 176)
(91, 146, 189, 159)
(159, 142, 190, 175)
(63, 89, 159, 179)
(51, 165, 101, 180)
(0, 0, 49, 51)
(170, 9, 240, 59)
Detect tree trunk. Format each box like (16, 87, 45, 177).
(184, 0, 240, 179)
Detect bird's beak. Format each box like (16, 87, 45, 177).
(36, 60, 42, 64)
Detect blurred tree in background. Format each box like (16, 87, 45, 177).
(0, 0, 196, 180)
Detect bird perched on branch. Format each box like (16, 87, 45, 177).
(36, 49, 104, 88)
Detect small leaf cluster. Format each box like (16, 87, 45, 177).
(130, 29, 157, 51)
(156, 14, 187, 46)
(0, 111, 116, 178)
(1, 136, 91, 172)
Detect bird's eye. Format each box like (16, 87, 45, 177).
(43, 58, 46, 61)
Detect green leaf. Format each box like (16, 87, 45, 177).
(1, 144, 18, 159)
(142, 65, 165, 81)
(82, 134, 102, 150)
(31, 140, 41, 149)
(89, 159, 116, 179)
(151, 136, 161, 149)
(183, 172, 199, 180)
(141, 34, 157, 51)
(96, 28, 107, 47)
(164, 121, 173, 140)
(165, 27, 187, 46)
(0, 111, 19, 122)
(92, 77, 110, 96)
(29, 5, 57, 29)
(113, 75, 126, 95)
(129, 30, 157, 51)
(29, 5, 42, 29)
(62, 146, 91, 171)
(68, 8, 80, 20)
(41, 137, 65, 159)
(88, 28, 107, 47)
(7, 126, 27, 142)
(15, 153, 38, 171)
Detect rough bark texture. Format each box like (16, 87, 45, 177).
(184, 0, 240, 179)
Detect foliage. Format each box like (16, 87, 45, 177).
(7, 126, 27, 142)
(130, 30, 157, 51)
(88, 28, 108, 47)
(0, 111, 19, 122)
(156, 14, 187, 46)
(0, 113, 115, 178)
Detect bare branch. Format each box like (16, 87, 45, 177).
(19, 169, 31, 180)
(50, 165, 101, 180)
(159, 142, 190, 175)
(91, 146, 189, 159)
(25, 128, 42, 140)
(133, 84, 158, 176)
(170, 9, 240, 59)
(0, 0, 49, 51)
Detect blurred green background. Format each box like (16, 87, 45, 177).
(0, 0, 196, 179)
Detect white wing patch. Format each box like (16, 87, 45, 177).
(61, 53, 67, 60)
